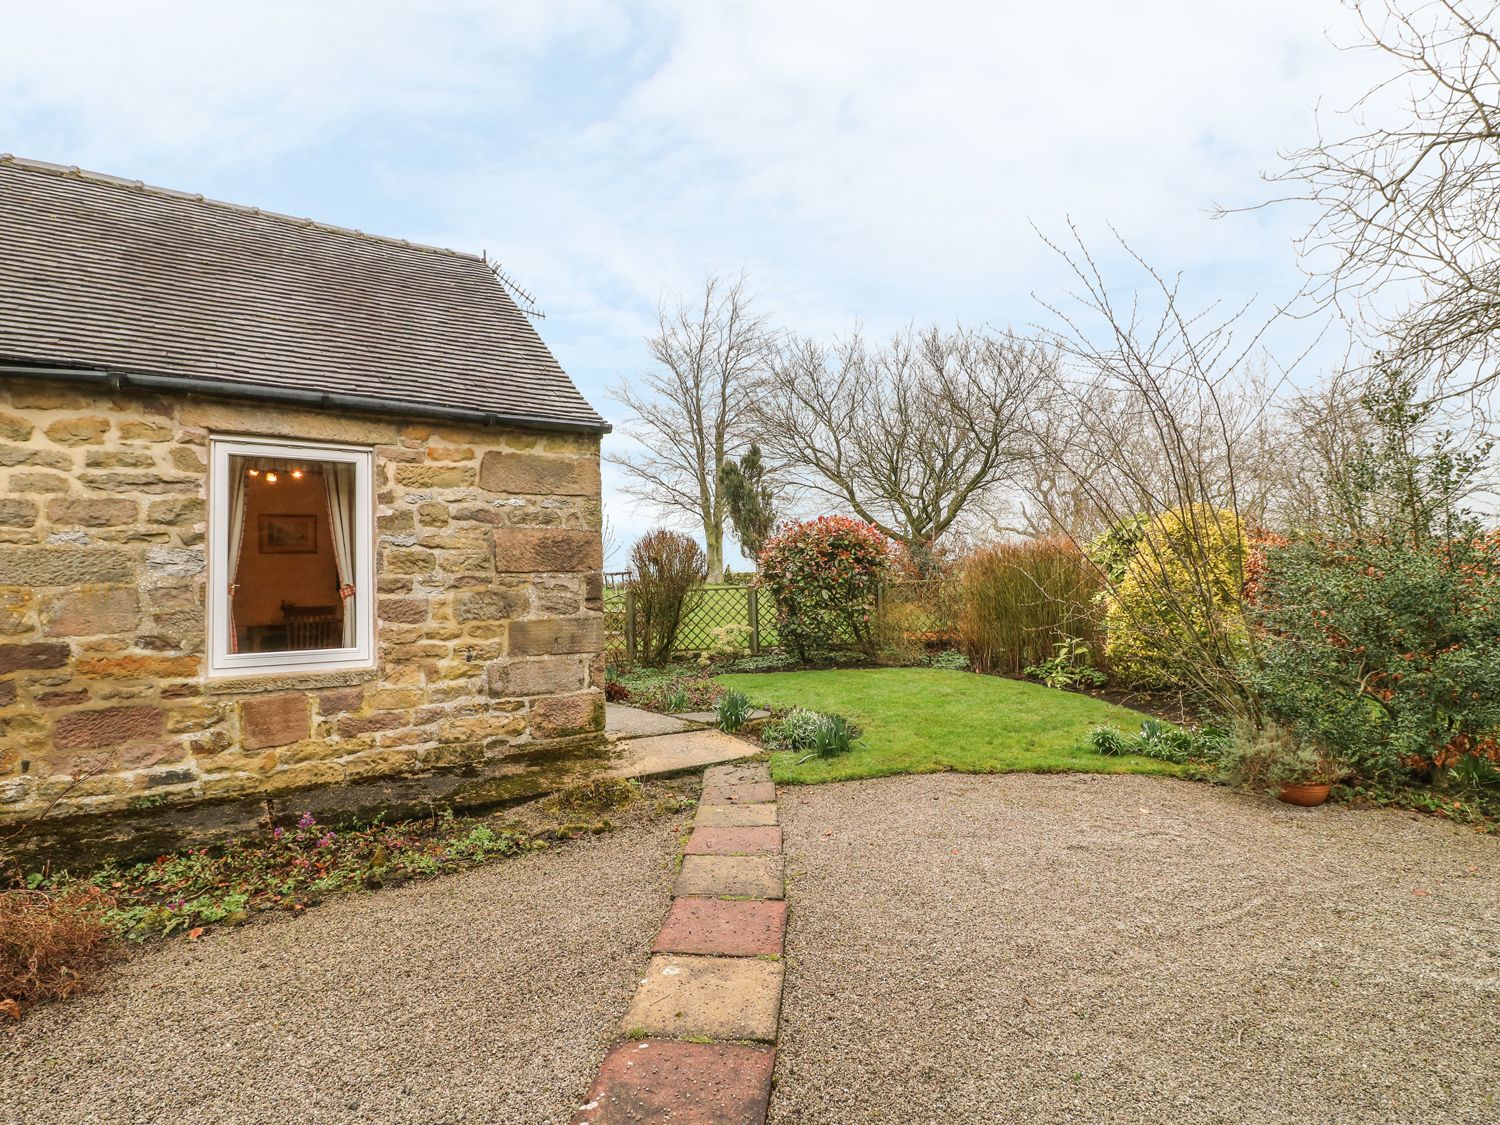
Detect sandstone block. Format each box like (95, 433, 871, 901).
(84, 449, 155, 468)
(454, 588, 528, 622)
(74, 653, 200, 678)
(336, 711, 406, 737)
(492, 528, 601, 573)
(169, 445, 205, 471)
(44, 587, 140, 636)
(118, 420, 174, 442)
(426, 445, 475, 462)
(240, 694, 312, 750)
(0, 588, 31, 636)
(535, 577, 582, 615)
(0, 641, 69, 675)
(146, 498, 205, 526)
(46, 497, 138, 526)
(675, 854, 785, 900)
(44, 416, 111, 445)
(383, 548, 435, 575)
(377, 510, 415, 534)
(8, 472, 69, 493)
(508, 616, 604, 656)
(393, 464, 474, 489)
(0, 547, 132, 586)
(378, 596, 429, 624)
(146, 547, 205, 578)
(317, 687, 364, 715)
(438, 551, 492, 576)
(0, 412, 33, 441)
(6, 387, 88, 410)
(684, 826, 782, 856)
(178, 401, 400, 445)
(477, 451, 599, 496)
(77, 471, 196, 493)
(487, 655, 589, 698)
(53, 705, 164, 749)
(620, 955, 783, 1043)
(119, 740, 183, 771)
(0, 444, 72, 470)
(0, 499, 37, 527)
(529, 690, 604, 739)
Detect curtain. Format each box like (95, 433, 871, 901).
(324, 462, 358, 647)
(226, 460, 248, 653)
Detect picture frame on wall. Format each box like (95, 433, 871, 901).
(259, 513, 318, 554)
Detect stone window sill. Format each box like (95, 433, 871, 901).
(203, 665, 383, 696)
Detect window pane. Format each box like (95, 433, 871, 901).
(226, 455, 350, 653)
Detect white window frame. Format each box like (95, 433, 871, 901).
(207, 434, 376, 678)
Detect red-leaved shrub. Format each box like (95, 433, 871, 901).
(758, 516, 893, 660)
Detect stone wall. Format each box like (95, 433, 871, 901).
(0, 378, 606, 839)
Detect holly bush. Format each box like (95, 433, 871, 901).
(1249, 368, 1500, 782)
(1249, 531, 1500, 781)
(758, 516, 893, 661)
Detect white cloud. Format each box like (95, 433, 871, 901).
(1, 0, 1395, 565)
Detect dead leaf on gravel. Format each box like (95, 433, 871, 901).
(1412, 889, 1430, 897)
(187, 927, 205, 940)
(1, 999, 20, 1021)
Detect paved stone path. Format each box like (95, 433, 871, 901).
(670, 709, 771, 724)
(573, 761, 784, 1124)
(606, 703, 695, 738)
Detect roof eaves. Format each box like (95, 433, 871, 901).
(0, 358, 613, 436)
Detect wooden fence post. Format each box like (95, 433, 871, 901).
(624, 588, 638, 664)
(747, 586, 761, 655)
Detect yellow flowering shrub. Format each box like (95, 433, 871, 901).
(1103, 504, 1249, 687)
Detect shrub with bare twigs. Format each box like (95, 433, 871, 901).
(1, 885, 117, 1019)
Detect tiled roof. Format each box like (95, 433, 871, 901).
(0, 155, 607, 432)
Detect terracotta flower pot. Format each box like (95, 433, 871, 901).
(1278, 781, 1332, 807)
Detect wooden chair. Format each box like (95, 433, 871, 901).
(282, 603, 341, 650)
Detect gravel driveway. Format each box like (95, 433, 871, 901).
(771, 773, 1500, 1124)
(2, 814, 682, 1124)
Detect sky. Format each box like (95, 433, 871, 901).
(2, 0, 1391, 567)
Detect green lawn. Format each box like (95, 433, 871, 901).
(718, 667, 1172, 784)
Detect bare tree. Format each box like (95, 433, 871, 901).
(608, 276, 771, 582)
(1024, 226, 1319, 715)
(1261, 373, 1380, 533)
(1272, 0, 1500, 402)
(752, 325, 1051, 569)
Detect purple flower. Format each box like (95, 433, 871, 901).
(297, 811, 316, 829)
(315, 832, 335, 848)
(272, 826, 284, 840)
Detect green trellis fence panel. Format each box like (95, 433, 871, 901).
(603, 576, 952, 664)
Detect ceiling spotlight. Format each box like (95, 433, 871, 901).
(265, 471, 279, 483)
(291, 468, 304, 479)
(247, 468, 260, 477)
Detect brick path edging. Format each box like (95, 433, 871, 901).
(573, 762, 784, 1124)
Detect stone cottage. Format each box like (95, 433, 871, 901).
(0, 155, 610, 861)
